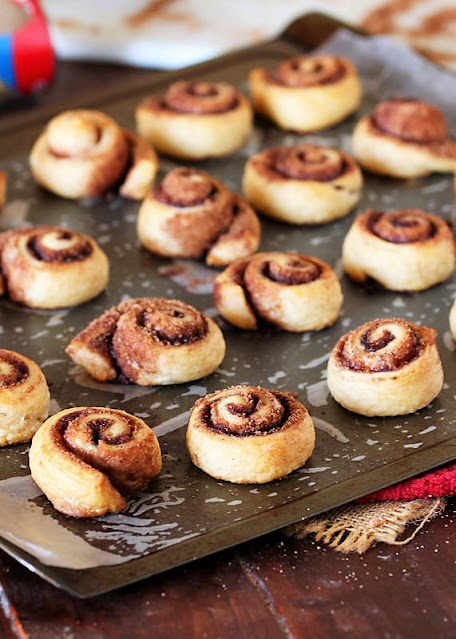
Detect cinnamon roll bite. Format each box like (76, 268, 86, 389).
(249, 55, 361, 132)
(242, 144, 362, 224)
(186, 385, 315, 484)
(29, 407, 162, 517)
(0, 226, 109, 309)
(352, 97, 456, 178)
(343, 209, 456, 291)
(327, 318, 443, 417)
(213, 252, 343, 332)
(66, 297, 226, 385)
(30, 109, 158, 199)
(136, 80, 252, 160)
(137, 167, 260, 267)
(0, 349, 50, 446)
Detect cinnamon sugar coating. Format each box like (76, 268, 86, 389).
(66, 297, 226, 386)
(138, 167, 260, 267)
(186, 385, 315, 483)
(0, 226, 109, 309)
(29, 407, 162, 517)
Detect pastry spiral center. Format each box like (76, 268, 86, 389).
(62, 408, 137, 454)
(208, 388, 285, 436)
(265, 254, 321, 284)
(340, 319, 422, 372)
(373, 97, 448, 143)
(27, 230, 93, 262)
(137, 300, 207, 345)
(369, 210, 436, 243)
(159, 168, 215, 207)
(0, 350, 29, 388)
(47, 113, 101, 156)
(274, 145, 344, 181)
(275, 55, 344, 87)
(165, 81, 238, 114)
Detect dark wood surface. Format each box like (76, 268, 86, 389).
(0, 60, 455, 639)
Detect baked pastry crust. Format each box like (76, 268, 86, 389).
(29, 406, 162, 517)
(0, 348, 50, 446)
(352, 97, 456, 178)
(343, 209, 456, 291)
(0, 226, 109, 309)
(186, 385, 315, 484)
(249, 55, 361, 132)
(327, 318, 443, 417)
(213, 251, 343, 332)
(30, 109, 158, 199)
(242, 143, 362, 224)
(137, 167, 260, 267)
(449, 299, 456, 342)
(66, 297, 226, 385)
(136, 81, 252, 160)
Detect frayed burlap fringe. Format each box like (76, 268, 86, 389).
(284, 498, 446, 553)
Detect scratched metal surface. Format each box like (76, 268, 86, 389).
(0, 21, 455, 597)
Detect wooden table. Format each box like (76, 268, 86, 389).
(0, 59, 455, 639)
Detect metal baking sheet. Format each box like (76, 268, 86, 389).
(1, 14, 456, 598)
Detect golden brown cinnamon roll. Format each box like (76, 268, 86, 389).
(343, 209, 456, 291)
(242, 144, 362, 224)
(249, 55, 361, 132)
(29, 407, 162, 517)
(136, 81, 252, 160)
(186, 385, 315, 484)
(137, 167, 260, 267)
(66, 297, 226, 385)
(352, 97, 456, 178)
(0, 226, 109, 309)
(327, 318, 443, 416)
(30, 109, 158, 200)
(0, 349, 50, 446)
(213, 252, 343, 332)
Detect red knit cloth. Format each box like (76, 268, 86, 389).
(358, 461, 456, 503)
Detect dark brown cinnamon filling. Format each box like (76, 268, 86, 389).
(266, 146, 346, 182)
(164, 81, 239, 114)
(264, 256, 321, 285)
(27, 231, 93, 262)
(367, 210, 437, 243)
(155, 168, 218, 207)
(137, 307, 207, 346)
(0, 351, 29, 387)
(372, 96, 448, 143)
(273, 55, 346, 87)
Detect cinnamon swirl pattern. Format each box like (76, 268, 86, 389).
(66, 297, 226, 385)
(186, 385, 315, 484)
(0, 349, 50, 446)
(249, 55, 362, 132)
(327, 318, 443, 416)
(352, 97, 456, 177)
(343, 209, 456, 292)
(242, 144, 363, 224)
(136, 81, 252, 160)
(137, 167, 260, 267)
(29, 407, 162, 517)
(0, 226, 109, 309)
(213, 252, 343, 332)
(30, 109, 158, 199)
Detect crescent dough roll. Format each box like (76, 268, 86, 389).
(249, 54, 361, 132)
(137, 167, 260, 267)
(343, 209, 456, 291)
(29, 407, 162, 517)
(327, 318, 443, 417)
(136, 81, 252, 160)
(243, 143, 362, 224)
(186, 385, 315, 484)
(66, 297, 226, 385)
(352, 97, 456, 178)
(30, 109, 158, 199)
(0, 226, 109, 309)
(214, 251, 343, 332)
(0, 348, 50, 446)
